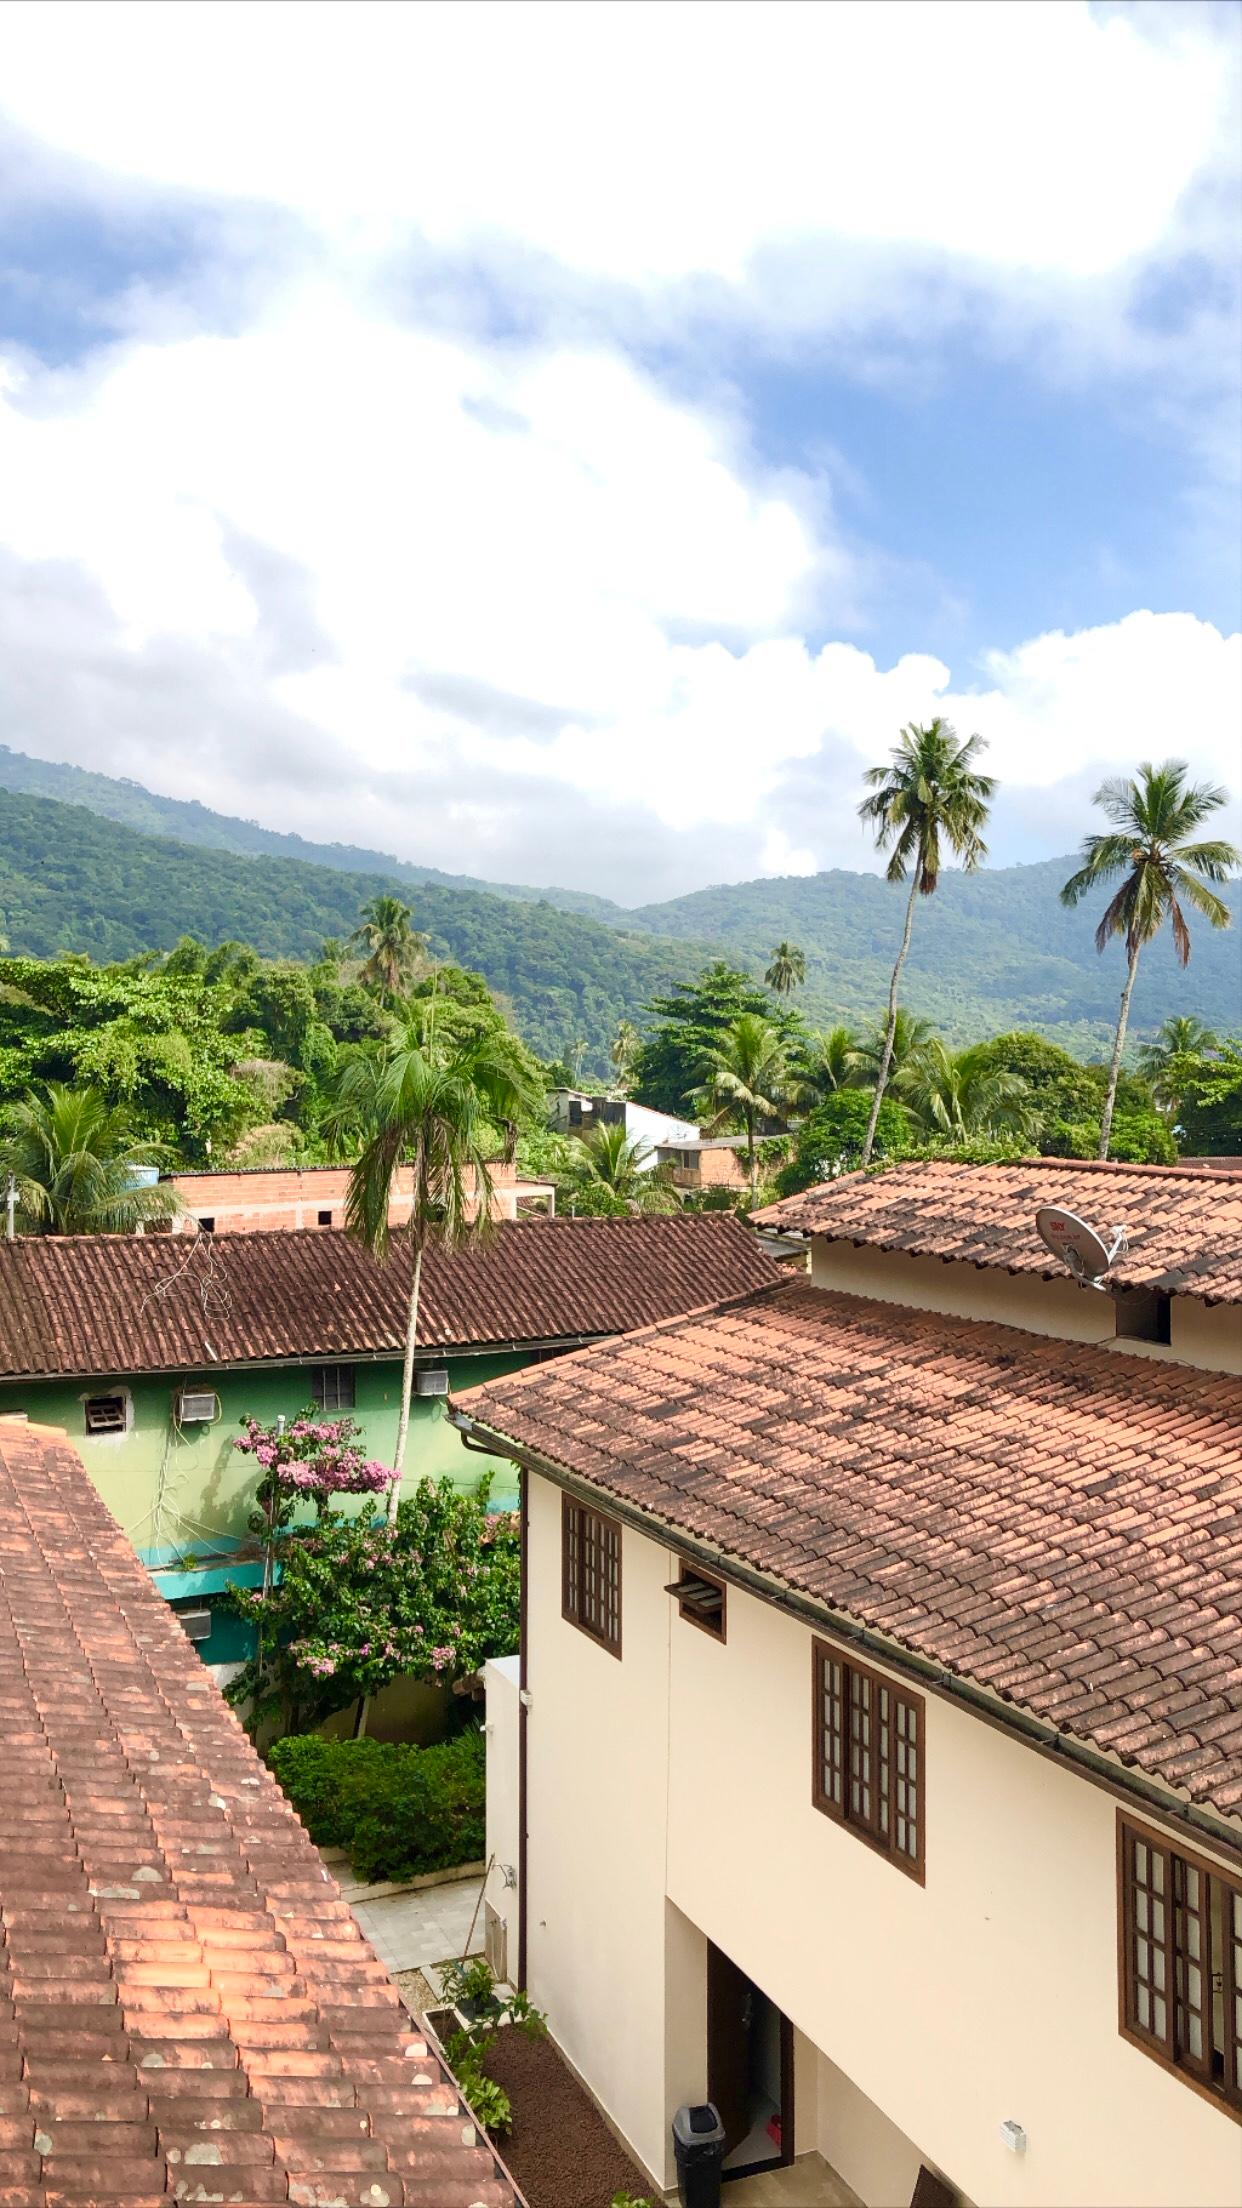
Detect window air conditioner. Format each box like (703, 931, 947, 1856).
(414, 1369, 450, 1398)
(178, 1608, 213, 1643)
(175, 1389, 219, 1424)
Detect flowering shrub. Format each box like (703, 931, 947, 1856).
(226, 1472, 520, 1736)
(235, 1412, 396, 1539)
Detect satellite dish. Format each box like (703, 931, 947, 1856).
(1035, 1206, 1129, 1290)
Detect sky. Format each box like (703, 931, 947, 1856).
(0, 0, 1239, 904)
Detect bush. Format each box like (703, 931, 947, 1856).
(1041, 1111, 1176, 1165)
(268, 1726, 486, 1884)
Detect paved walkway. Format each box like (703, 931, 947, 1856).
(347, 1872, 486, 1975)
(663, 2155, 861, 2205)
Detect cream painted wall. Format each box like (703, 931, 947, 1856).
(516, 1468, 1242, 2207)
(809, 1237, 1241, 1375)
(814, 2053, 949, 2208)
(484, 1653, 521, 1978)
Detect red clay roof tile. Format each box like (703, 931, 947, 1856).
(0, 1422, 519, 2207)
(458, 1279, 1242, 1825)
(0, 1215, 776, 1380)
(754, 1158, 1242, 1304)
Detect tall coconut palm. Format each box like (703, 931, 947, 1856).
(349, 897, 427, 998)
(857, 720, 995, 1166)
(794, 1025, 864, 1107)
(341, 1016, 542, 1521)
(764, 941, 806, 996)
(610, 1019, 641, 1093)
(1137, 1014, 1221, 1114)
(0, 1085, 181, 1235)
(570, 1121, 672, 1215)
(1060, 762, 1239, 1158)
(691, 1012, 790, 1201)
(897, 1042, 1037, 1145)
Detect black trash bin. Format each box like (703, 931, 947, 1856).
(671, 2102, 725, 2208)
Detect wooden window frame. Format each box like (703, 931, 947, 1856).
(812, 1636, 925, 1883)
(311, 1363, 356, 1413)
(668, 1558, 727, 1642)
(1117, 1812, 1242, 2121)
(561, 1494, 622, 1658)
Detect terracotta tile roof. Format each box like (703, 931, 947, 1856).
(0, 1420, 517, 2208)
(457, 1281, 1242, 1824)
(754, 1158, 1242, 1304)
(0, 1216, 777, 1381)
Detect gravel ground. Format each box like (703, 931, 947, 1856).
(483, 2024, 656, 2208)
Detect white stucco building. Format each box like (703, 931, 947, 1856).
(459, 1161, 1242, 2208)
(548, 1089, 700, 1168)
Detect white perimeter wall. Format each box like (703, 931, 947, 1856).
(516, 1470, 1242, 2206)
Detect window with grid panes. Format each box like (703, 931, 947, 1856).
(1119, 1817, 1242, 2114)
(812, 1638, 923, 1879)
(311, 1364, 355, 1412)
(561, 1495, 621, 1656)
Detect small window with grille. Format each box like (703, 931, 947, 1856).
(667, 1560, 726, 1641)
(1119, 1816, 1241, 2112)
(311, 1364, 356, 1412)
(84, 1393, 129, 1436)
(317, 1209, 333, 1227)
(812, 1637, 924, 1880)
(562, 1494, 621, 1656)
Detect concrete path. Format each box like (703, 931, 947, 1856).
(347, 1872, 486, 1975)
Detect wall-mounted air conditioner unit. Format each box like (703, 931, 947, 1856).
(414, 1369, 449, 1398)
(175, 1389, 219, 1424)
(177, 1608, 212, 1643)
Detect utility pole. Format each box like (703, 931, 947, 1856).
(5, 1176, 15, 1241)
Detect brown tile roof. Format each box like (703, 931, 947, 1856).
(0, 1216, 777, 1381)
(754, 1158, 1242, 1304)
(457, 1281, 1242, 1824)
(0, 1420, 517, 2208)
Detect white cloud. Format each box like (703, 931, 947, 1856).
(0, 1, 1227, 284)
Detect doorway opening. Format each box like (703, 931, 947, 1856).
(707, 1941, 794, 2180)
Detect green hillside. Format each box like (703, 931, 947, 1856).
(0, 791, 712, 1070)
(0, 756, 1236, 1058)
(0, 746, 629, 923)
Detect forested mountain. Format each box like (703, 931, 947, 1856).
(0, 747, 628, 922)
(0, 758, 1237, 1060)
(0, 792, 713, 1069)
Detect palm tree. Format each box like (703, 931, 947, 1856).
(570, 1121, 673, 1215)
(0, 1085, 181, 1235)
(898, 1042, 1037, 1145)
(1137, 1014, 1221, 1114)
(794, 1025, 864, 1107)
(349, 897, 427, 997)
(341, 1014, 542, 1521)
(691, 1012, 790, 1202)
(764, 942, 806, 996)
(854, 1007, 938, 1088)
(857, 720, 995, 1166)
(610, 1019, 641, 1093)
(1060, 762, 1239, 1159)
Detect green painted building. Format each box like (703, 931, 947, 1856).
(0, 1215, 776, 1664)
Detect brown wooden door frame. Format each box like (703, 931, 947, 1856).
(705, 1942, 795, 2178)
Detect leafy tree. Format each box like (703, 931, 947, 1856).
(857, 719, 995, 1165)
(896, 1042, 1037, 1144)
(764, 941, 806, 996)
(567, 1121, 678, 1217)
(0, 1083, 182, 1234)
(774, 1091, 911, 1197)
(1138, 1015, 1221, 1115)
(1042, 1112, 1177, 1166)
(1061, 762, 1239, 1159)
(968, 1031, 1100, 1126)
(339, 1007, 543, 1517)
(691, 1012, 792, 1201)
(349, 895, 428, 997)
(632, 962, 801, 1116)
(1165, 1042, 1242, 1156)
(793, 1025, 863, 1105)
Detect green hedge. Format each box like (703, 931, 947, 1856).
(268, 1728, 486, 1885)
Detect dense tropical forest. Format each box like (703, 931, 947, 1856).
(1, 751, 1238, 1064)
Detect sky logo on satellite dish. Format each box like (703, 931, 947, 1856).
(1035, 1206, 1129, 1290)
